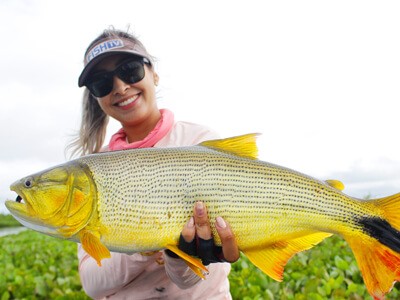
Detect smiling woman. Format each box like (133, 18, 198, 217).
(65, 27, 239, 299)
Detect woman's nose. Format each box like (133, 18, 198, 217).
(112, 76, 130, 95)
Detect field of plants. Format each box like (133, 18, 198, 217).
(1, 213, 400, 299)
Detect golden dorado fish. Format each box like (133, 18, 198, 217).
(5, 134, 400, 299)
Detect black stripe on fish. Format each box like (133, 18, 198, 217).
(357, 216, 400, 253)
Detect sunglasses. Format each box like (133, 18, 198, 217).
(85, 58, 150, 97)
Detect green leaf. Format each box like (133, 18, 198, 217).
(334, 256, 349, 271)
(1, 291, 10, 300)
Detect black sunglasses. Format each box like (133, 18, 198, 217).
(85, 58, 150, 97)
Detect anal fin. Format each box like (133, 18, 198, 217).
(244, 232, 332, 281)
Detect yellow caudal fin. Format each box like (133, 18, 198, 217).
(79, 230, 111, 266)
(165, 244, 208, 278)
(343, 193, 400, 299)
(199, 133, 260, 160)
(243, 232, 332, 281)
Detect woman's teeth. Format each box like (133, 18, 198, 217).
(118, 96, 137, 107)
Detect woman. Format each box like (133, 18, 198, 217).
(70, 28, 239, 299)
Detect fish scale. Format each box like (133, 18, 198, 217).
(6, 133, 400, 299)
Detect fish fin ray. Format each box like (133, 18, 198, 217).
(165, 244, 208, 278)
(325, 179, 345, 191)
(79, 230, 110, 266)
(243, 232, 332, 281)
(345, 235, 400, 300)
(199, 133, 260, 160)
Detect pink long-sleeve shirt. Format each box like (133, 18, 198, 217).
(78, 121, 232, 299)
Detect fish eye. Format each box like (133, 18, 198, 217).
(24, 178, 33, 188)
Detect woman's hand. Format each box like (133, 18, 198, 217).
(179, 201, 240, 265)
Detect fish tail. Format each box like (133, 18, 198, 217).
(345, 193, 400, 300)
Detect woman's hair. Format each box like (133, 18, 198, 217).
(67, 28, 154, 157)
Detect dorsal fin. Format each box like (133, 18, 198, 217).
(199, 133, 260, 160)
(325, 179, 345, 191)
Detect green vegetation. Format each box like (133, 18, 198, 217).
(1, 228, 399, 299)
(0, 230, 88, 300)
(0, 214, 21, 228)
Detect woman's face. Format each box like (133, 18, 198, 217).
(92, 54, 159, 127)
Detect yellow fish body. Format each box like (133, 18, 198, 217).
(5, 134, 400, 299)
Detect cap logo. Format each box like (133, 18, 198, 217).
(86, 39, 124, 63)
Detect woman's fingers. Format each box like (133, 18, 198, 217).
(193, 202, 212, 240)
(178, 201, 240, 265)
(181, 217, 195, 243)
(215, 216, 240, 263)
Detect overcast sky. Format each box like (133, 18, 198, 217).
(1, 0, 400, 214)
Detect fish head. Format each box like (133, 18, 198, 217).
(5, 161, 97, 238)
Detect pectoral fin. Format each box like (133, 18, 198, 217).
(79, 230, 111, 266)
(166, 244, 208, 278)
(244, 232, 332, 281)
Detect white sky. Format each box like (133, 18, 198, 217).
(1, 0, 400, 213)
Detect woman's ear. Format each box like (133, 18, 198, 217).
(153, 72, 159, 86)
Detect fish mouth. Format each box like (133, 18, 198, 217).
(7, 183, 37, 224)
(5, 195, 59, 237)
(8, 182, 30, 214)
(5, 194, 30, 219)
(16, 195, 24, 203)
